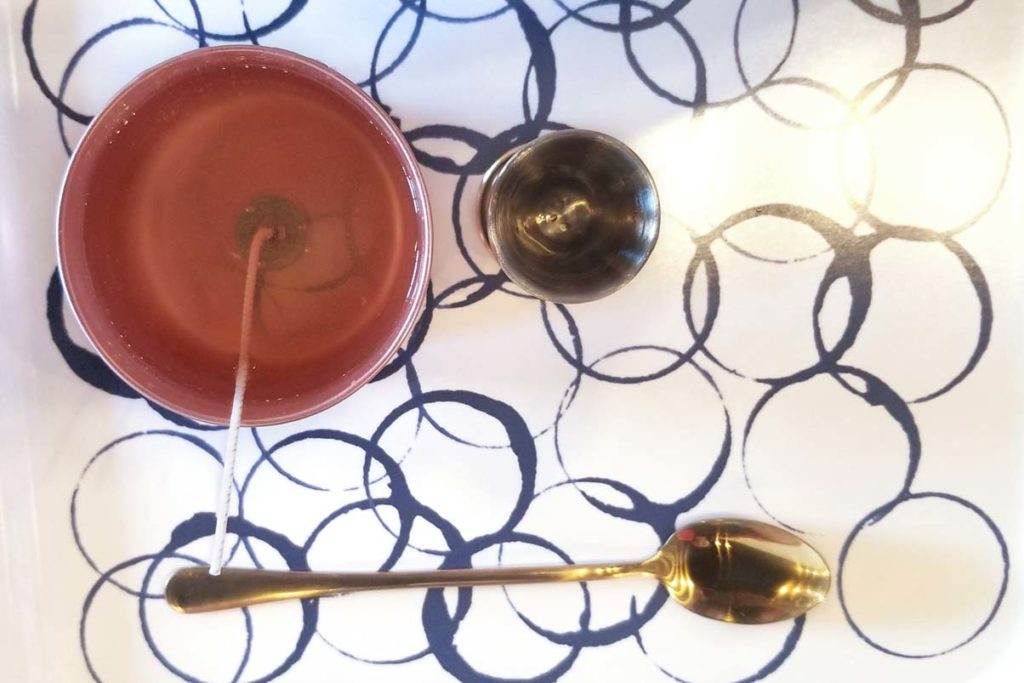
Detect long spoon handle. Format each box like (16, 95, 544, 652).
(166, 562, 648, 613)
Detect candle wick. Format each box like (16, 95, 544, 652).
(209, 226, 275, 576)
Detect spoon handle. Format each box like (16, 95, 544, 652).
(166, 562, 646, 613)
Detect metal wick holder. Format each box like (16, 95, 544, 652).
(480, 130, 660, 303)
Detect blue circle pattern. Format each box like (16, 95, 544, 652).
(24, 0, 1011, 680)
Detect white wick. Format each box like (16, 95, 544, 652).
(209, 227, 274, 575)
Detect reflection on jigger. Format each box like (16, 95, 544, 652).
(480, 130, 660, 303)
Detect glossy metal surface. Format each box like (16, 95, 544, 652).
(480, 130, 659, 303)
(165, 518, 829, 624)
(643, 519, 831, 624)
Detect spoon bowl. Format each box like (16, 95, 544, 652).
(166, 518, 830, 624)
(643, 519, 831, 624)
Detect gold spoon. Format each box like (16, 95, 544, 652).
(165, 518, 830, 624)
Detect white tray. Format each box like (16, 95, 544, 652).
(2, 1, 1022, 681)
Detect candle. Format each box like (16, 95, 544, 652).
(58, 47, 432, 425)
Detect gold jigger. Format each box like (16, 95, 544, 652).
(480, 130, 660, 303)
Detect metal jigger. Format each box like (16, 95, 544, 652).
(480, 130, 660, 303)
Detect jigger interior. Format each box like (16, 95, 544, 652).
(480, 130, 660, 304)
